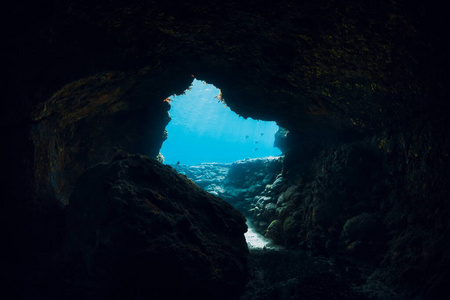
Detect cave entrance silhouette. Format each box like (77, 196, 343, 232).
(160, 79, 281, 165)
(160, 79, 282, 249)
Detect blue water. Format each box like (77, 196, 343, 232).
(160, 79, 282, 165)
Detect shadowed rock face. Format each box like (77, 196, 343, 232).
(6, 0, 448, 131)
(60, 154, 248, 299)
(30, 71, 175, 204)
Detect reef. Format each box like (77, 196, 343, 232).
(3, 0, 450, 299)
(173, 157, 283, 214)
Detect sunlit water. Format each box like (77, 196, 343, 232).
(160, 79, 281, 165)
(245, 220, 283, 250)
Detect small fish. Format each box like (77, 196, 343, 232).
(254, 148, 258, 151)
(261, 133, 264, 136)
(245, 135, 249, 139)
(254, 141, 258, 144)
(176, 161, 180, 165)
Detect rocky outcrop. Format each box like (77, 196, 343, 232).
(30, 70, 187, 205)
(248, 122, 450, 298)
(173, 162, 232, 191)
(172, 157, 283, 214)
(274, 127, 289, 154)
(222, 157, 283, 212)
(45, 154, 248, 300)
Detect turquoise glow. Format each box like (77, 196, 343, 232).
(160, 79, 281, 165)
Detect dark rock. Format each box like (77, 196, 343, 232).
(60, 154, 248, 299)
(256, 196, 272, 207)
(274, 127, 289, 153)
(342, 213, 378, 241)
(242, 249, 384, 300)
(30, 72, 174, 205)
(252, 124, 450, 297)
(266, 220, 283, 242)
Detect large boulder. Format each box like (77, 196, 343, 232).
(61, 154, 248, 299)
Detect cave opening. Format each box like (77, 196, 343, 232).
(160, 79, 281, 165)
(160, 79, 283, 249)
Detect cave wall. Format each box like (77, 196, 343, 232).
(30, 70, 178, 204)
(3, 0, 450, 298)
(251, 119, 450, 295)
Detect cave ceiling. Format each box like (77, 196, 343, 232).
(6, 0, 449, 138)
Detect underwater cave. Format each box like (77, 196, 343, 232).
(3, 1, 450, 299)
